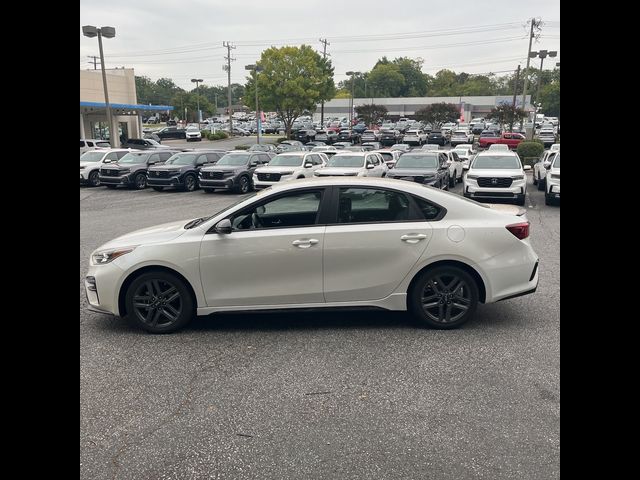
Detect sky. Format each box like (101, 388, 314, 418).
(80, 0, 560, 92)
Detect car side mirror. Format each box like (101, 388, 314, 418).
(366, 163, 374, 169)
(103, 159, 112, 163)
(544, 164, 551, 170)
(304, 162, 313, 168)
(524, 165, 532, 171)
(214, 218, 232, 234)
(250, 161, 258, 167)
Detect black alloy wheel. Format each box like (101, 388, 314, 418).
(184, 174, 197, 192)
(89, 171, 100, 187)
(133, 173, 147, 190)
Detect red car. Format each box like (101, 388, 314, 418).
(479, 132, 525, 149)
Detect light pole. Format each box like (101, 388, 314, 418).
(82, 25, 116, 147)
(346, 71, 360, 126)
(191, 78, 203, 123)
(529, 50, 557, 106)
(245, 64, 264, 144)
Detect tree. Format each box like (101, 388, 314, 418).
(171, 91, 213, 122)
(486, 104, 527, 132)
(414, 103, 459, 129)
(355, 104, 388, 126)
(368, 63, 405, 97)
(245, 45, 335, 138)
(392, 57, 427, 96)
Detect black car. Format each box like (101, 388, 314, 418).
(122, 138, 168, 149)
(352, 123, 367, 134)
(156, 127, 186, 140)
(471, 123, 486, 135)
(294, 129, 316, 143)
(385, 151, 450, 190)
(427, 130, 447, 146)
(146, 150, 227, 191)
(337, 129, 359, 144)
(99, 150, 179, 190)
(142, 133, 162, 143)
(379, 129, 400, 146)
(199, 151, 273, 193)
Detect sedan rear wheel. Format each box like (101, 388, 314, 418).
(409, 266, 479, 329)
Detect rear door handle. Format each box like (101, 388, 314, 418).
(292, 238, 319, 248)
(401, 234, 427, 243)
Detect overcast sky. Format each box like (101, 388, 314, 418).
(80, 0, 559, 92)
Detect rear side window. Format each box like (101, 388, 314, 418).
(337, 188, 411, 223)
(412, 196, 444, 221)
(104, 152, 119, 162)
(148, 154, 161, 164)
(80, 141, 86, 147)
(206, 153, 222, 163)
(116, 151, 129, 159)
(159, 152, 173, 162)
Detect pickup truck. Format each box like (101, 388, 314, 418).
(478, 132, 525, 149)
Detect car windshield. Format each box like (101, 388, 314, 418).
(248, 145, 268, 151)
(453, 131, 467, 136)
(552, 154, 560, 168)
(96, 141, 110, 147)
(327, 155, 365, 168)
(166, 154, 197, 165)
(472, 155, 521, 169)
(217, 154, 250, 166)
(80, 151, 106, 162)
(378, 152, 393, 161)
(186, 126, 199, 132)
(395, 154, 438, 168)
(118, 152, 149, 164)
(268, 154, 304, 166)
(480, 132, 496, 136)
(453, 149, 469, 157)
(430, 131, 442, 135)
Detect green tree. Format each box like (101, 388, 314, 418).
(245, 45, 335, 138)
(414, 103, 459, 129)
(428, 69, 459, 96)
(171, 91, 213, 122)
(486, 104, 527, 132)
(355, 104, 388, 126)
(368, 63, 405, 97)
(392, 57, 427, 96)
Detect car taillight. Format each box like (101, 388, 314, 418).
(506, 222, 529, 240)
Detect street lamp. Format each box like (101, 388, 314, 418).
(346, 71, 361, 126)
(245, 64, 264, 144)
(82, 25, 117, 147)
(191, 78, 203, 123)
(529, 50, 557, 105)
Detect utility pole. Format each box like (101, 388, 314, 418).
(520, 18, 541, 128)
(319, 38, 330, 127)
(511, 65, 520, 132)
(88, 55, 100, 70)
(223, 41, 236, 135)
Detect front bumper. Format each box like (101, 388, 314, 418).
(547, 181, 560, 198)
(147, 175, 182, 187)
(84, 262, 126, 316)
(99, 175, 133, 186)
(199, 177, 235, 189)
(464, 179, 526, 200)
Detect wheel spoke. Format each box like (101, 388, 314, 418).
(428, 279, 441, 294)
(145, 307, 156, 323)
(152, 280, 162, 296)
(133, 295, 151, 301)
(438, 303, 444, 321)
(454, 296, 471, 305)
(164, 304, 180, 317)
(445, 303, 452, 322)
(149, 308, 162, 326)
(452, 302, 469, 311)
(133, 302, 151, 308)
(422, 293, 439, 303)
(423, 301, 440, 309)
(160, 286, 177, 297)
(160, 307, 178, 321)
(145, 281, 155, 296)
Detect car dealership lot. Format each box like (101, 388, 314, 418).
(80, 177, 558, 479)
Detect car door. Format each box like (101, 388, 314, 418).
(323, 186, 434, 302)
(199, 188, 328, 306)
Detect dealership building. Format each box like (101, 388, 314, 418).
(80, 68, 173, 146)
(315, 95, 532, 122)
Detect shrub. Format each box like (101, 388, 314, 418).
(234, 145, 250, 150)
(517, 141, 544, 159)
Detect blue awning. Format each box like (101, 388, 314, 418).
(80, 101, 174, 111)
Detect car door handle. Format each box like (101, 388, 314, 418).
(292, 238, 319, 248)
(401, 234, 427, 243)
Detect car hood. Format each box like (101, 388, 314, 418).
(468, 168, 523, 176)
(201, 165, 243, 172)
(149, 164, 186, 172)
(255, 165, 301, 173)
(388, 167, 438, 176)
(96, 219, 190, 251)
(316, 167, 363, 175)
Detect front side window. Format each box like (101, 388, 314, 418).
(337, 188, 410, 223)
(231, 190, 324, 230)
(206, 153, 222, 163)
(159, 152, 174, 162)
(148, 154, 161, 165)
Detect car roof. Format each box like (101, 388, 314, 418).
(476, 149, 517, 156)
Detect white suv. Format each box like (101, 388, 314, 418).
(533, 150, 559, 190)
(463, 150, 530, 205)
(315, 152, 388, 177)
(185, 126, 202, 142)
(80, 149, 131, 187)
(403, 129, 427, 145)
(253, 152, 325, 189)
(443, 150, 464, 187)
(545, 152, 560, 205)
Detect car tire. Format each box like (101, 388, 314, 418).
(88, 171, 100, 187)
(106, 185, 117, 189)
(132, 173, 147, 190)
(125, 270, 195, 334)
(184, 174, 198, 192)
(152, 186, 164, 192)
(236, 175, 251, 194)
(409, 265, 479, 329)
(532, 172, 538, 185)
(538, 178, 545, 191)
(516, 194, 526, 206)
(203, 188, 215, 193)
(545, 193, 553, 206)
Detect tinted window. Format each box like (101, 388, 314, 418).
(167, 154, 197, 165)
(196, 154, 209, 165)
(159, 152, 174, 161)
(148, 154, 161, 164)
(337, 188, 410, 223)
(116, 151, 129, 159)
(413, 196, 443, 221)
(80, 141, 86, 147)
(231, 190, 323, 230)
(206, 153, 222, 163)
(104, 152, 119, 162)
(258, 154, 271, 164)
(327, 155, 365, 168)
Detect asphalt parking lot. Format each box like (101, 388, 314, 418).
(80, 167, 559, 479)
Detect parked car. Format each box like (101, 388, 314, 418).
(463, 150, 530, 205)
(360, 130, 379, 143)
(537, 129, 556, 148)
(142, 133, 162, 143)
(147, 150, 226, 192)
(314, 130, 338, 144)
(443, 150, 464, 187)
(352, 123, 368, 134)
(166, 119, 177, 126)
(386, 151, 450, 190)
(80, 149, 131, 187)
(471, 122, 486, 135)
(403, 129, 428, 146)
(427, 130, 447, 146)
(550, 143, 560, 152)
(451, 146, 475, 170)
(332, 142, 353, 150)
(391, 144, 411, 152)
(533, 150, 559, 190)
(99, 150, 179, 190)
(156, 127, 186, 140)
(80, 138, 111, 155)
(450, 130, 475, 147)
(294, 129, 317, 143)
(311, 146, 338, 157)
(372, 149, 402, 168)
(361, 142, 382, 151)
(185, 126, 202, 142)
(84, 176, 539, 333)
(479, 132, 525, 150)
(199, 151, 272, 193)
(477, 130, 501, 148)
(314, 152, 388, 177)
(545, 152, 560, 205)
(122, 138, 169, 150)
(276, 140, 305, 153)
(248, 144, 277, 153)
(253, 151, 327, 189)
(337, 129, 358, 144)
(488, 144, 510, 151)
(379, 129, 401, 146)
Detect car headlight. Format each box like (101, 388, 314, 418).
(512, 175, 524, 180)
(466, 174, 478, 179)
(80, 166, 86, 170)
(91, 247, 136, 265)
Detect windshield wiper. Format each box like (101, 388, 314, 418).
(184, 215, 213, 229)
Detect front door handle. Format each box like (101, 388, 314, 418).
(292, 238, 319, 248)
(401, 234, 427, 244)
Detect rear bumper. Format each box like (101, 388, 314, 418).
(479, 245, 539, 303)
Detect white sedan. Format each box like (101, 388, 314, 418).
(85, 177, 539, 333)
